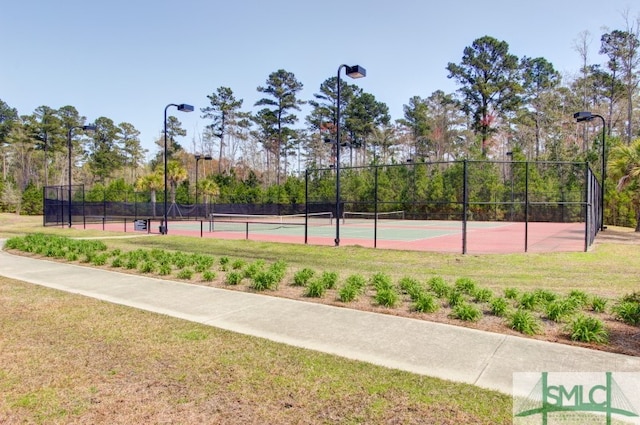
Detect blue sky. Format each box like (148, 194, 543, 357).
(1, 0, 637, 157)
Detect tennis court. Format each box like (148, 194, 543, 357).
(85, 211, 588, 254)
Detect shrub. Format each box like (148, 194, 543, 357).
(219, 256, 230, 271)
(338, 284, 359, 302)
(490, 297, 510, 317)
(375, 287, 399, 308)
(447, 290, 464, 307)
(225, 271, 243, 286)
(532, 289, 558, 304)
(251, 271, 279, 291)
(568, 315, 608, 344)
(231, 259, 247, 270)
(201, 270, 216, 282)
(428, 276, 450, 298)
(344, 274, 367, 291)
(125, 258, 138, 270)
(567, 290, 589, 308)
(473, 288, 493, 303)
(110, 256, 123, 268)
(177, 268, 193, 280)
(518, 292, 538, 310)
(590, 296, 608, 313)
(139, 261, 156, 274)
(399, 277, 424, 301)
(450, 303, 482, 321)
(305, 278, 326, 298)
(622, 292, 640, 304)
(269, 260, 287, 283)
(338, 275, 367, 303)
(612, 301, 640, 325)
(244, 260, 266, 279)
(509, 310, 541, 335)
(371, 272, 393, 291)
(454, 277, 477, 295)
(320, 271, 338, 290)
(66, 252, 79, 262)
(413, 293, 439, 313)
(293, 268, 315, 286)
(545, 299, 577, 323)
(158, 264, 172, 276)
(504, 287, 519, 300)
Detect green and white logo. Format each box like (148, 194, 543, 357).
(513, 372, 640, 424)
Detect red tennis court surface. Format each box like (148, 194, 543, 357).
(79, 219, 588, 254)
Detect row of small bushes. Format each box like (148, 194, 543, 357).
(5, 234, 640, 345)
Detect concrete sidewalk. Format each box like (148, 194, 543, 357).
(1, 246, 639, 395)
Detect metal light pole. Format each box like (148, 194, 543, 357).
(162, 103, 194, 235)
(67, 124, 96, 228)
(574, 111, 606, 231)
(334, 64, 366, 246)
(194, 154, 212, 211)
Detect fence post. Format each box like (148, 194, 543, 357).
(374, 166, 379, 249)
(462, 160, 468, 255)
(304, 170, 309, 244)
(524, 161, 529, 252)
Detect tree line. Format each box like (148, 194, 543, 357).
(2, 23, 640, 229)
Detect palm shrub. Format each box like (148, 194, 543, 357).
(450, 302, 482, 321)
(490, 297, 510, 317)
(269, 260, 287, 284)
(139, 261, 156, 274)
(201, 270, 216, 282)
(454, 277, 477, 295)
(251, 270, 280, 291)
(509, 309, 542, 335)
(590, 295, 608, 313)
(567, 290, 589, 308)
(533, 289, 558, 304)
(338, 274, 367, 303)
(293, 268, 315, 286)
(370, 272, 393, 291)
(447, 290, 464, 307)
(612, 300, 640, 325)
(399, 277, 424, 301)
(111, 256, 123, 268)
(413, 293, 439, 313)
(231, 259, 247, 270)
(545, 299, 577, 323)
(158, 263, 172, 276)
(473, 288, 493, 303)
(319, 271, 338, 290)
(91, 253, 109, 266)
(225, 271, 243, 286)
(568, 315, 608, 344)
(305, 278, 327, 298)
(518, 292, 538, 310)
(428, 276, 450, 298)
(337, 284, 358, 302)
(177, 268, 193, 280)
(244, 260, 266, 279)
(504, 287, 519, 300)
(375, 286, 399, 308)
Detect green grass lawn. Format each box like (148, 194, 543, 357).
(1, 214, 638, 423)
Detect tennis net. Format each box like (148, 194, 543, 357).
(342, 210, 405, 223)
(209, 212, 333, 231)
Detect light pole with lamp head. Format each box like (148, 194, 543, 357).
(162, 103, 194, 235)
(334, 64, 366, 246)
(574, 111, 606, 231)
(194, 154, 212, 212)
(67, 124, 96, 228)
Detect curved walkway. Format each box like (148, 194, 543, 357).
(1, 245, 638, 395)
